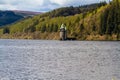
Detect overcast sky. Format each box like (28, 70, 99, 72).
(0, 0, 110, 12)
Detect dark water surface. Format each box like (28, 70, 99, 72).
(0, 39, 120, 80)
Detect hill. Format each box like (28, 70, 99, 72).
(0, 11, 23, 26)
(12, 10, 42, 17)
(0, 10, 42, 27)
(39, 2, 106, 18)
(0, 0, 120, 40)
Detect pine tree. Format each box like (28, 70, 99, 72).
(100, 10, 108, 35)
(106, 10, 114, 35)
(48, 24, 54, 32)
(3, 27, 10, 34)
(53, 24, 58, 32)
(41, 24, 46, 33)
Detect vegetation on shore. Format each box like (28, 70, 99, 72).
(0, 0, 120, 40)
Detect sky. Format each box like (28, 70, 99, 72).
(0, 0, 110, 12)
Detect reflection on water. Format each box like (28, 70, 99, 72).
(0, 39, 120, 80)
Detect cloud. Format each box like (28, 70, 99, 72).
(0, 0, 45, 11)
(0, 0, 110, 12)
(50, 0, 110, 6)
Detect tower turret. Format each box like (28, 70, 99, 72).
(60, 24, 67, 40)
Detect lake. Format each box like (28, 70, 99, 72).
(0, 39, 120, 80)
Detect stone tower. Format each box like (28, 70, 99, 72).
(60, 24, 67, 40)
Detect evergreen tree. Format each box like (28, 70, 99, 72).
(3, 27, 9, 34)
(100, 8, 109, 35)
(48, 24, 54, 32)
(106, 10, 114, 35)
(92, 25, 96, 31)
(53, 24, 58, 32)
(80, 24, 84, 31)
(79, 24, 84, 35)
(117, 24, 120, 39)
(23, 24, 36, 33)
(41, 24, 46, 33)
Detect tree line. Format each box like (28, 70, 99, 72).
(100, 0, 120, 38)
(1, 0, 120, 40)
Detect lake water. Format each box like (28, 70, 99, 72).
(0, 39, 120, 80)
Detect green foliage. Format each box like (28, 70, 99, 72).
(41, 24, 46, 33)
(48, 25, 53, 32)
(5, 2, 105, 35)
(117, 24, 120, 39)
(39, 2, 106, 18)
(53, 24, 58, 32)
(80, 24, 84, 32)
(0, 1, 120, 40)
(100, 11, 107, 35)
(3, 27, 10, 34)
(92, 25, 96, 32)
(0, 29, 3, 34)
(100, 0, 120, 35)
(23, 24, 36, 33)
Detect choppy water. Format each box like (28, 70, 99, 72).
(0, 39, 120, 80)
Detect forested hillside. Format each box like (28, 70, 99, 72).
(40, 2, 106, 17)
(0, 0, 120, 40)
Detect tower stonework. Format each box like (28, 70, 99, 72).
(60, 24, 67, 40)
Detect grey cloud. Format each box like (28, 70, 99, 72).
(0, 0, 110, 12)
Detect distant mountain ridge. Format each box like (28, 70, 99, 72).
(0, 11, 23, 26)
(0, 10, 42, 27)
(12, 10, 42, 17)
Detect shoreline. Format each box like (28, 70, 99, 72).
(0, 38, 120, 41)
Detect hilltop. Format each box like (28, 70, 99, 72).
(0, 11, 23, 26)
(12, 10, 42, 17)
(0, 10, 41, 27)
(0, 0, 120, 40)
